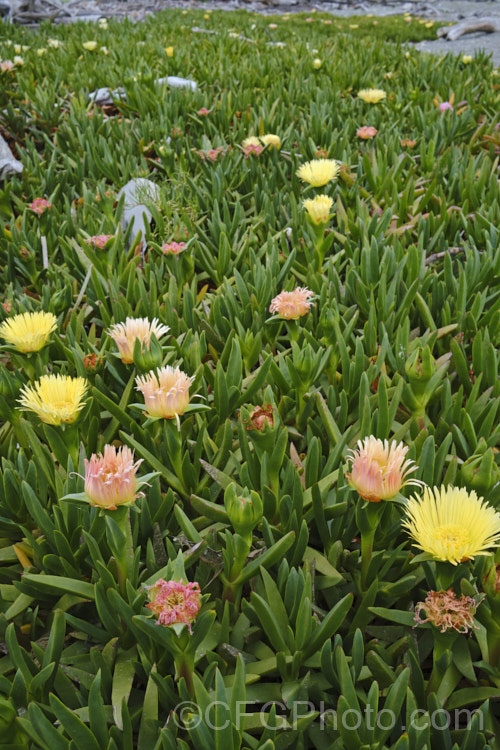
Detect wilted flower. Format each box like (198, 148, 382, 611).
(83, 41, 98, 51)
(414, 589, 482, 633)
(358, 89, 387, 103)
(403, 486, 500, 564)
(29, 198, 51, 215)
(161, 241, 186, 255)
(260, 134, 281, 149)
(18, 374, 87, 425)
(244, 404, 274, 431)
(146, 579, 201, 632)
(296, 159, 340, 187)
(269, 287, 314, 320)
(0, 311, 57, 353)
(303, 194, 333, 225)
(108, 317, 169, 364)
(356, 126, 378, 139)
(346, 437, 424, 503)
(135, 365, 194, 419)
(85, 234, 114, 249)
(84, 445, 143, 509)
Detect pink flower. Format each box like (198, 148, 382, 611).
(439, 102, 454, 112)
(356, 126, 378, 139)
(29, 198, 51, 215)
(85, 234, 114, 249)
(269, 287, 314, 320)
(146, 579, 201, 632)
(197, 107, 210, 116)
(84, 445, 143, 509)
(1, 60, 14, 73)
(243, 143, 264, 158)
(197, 146, 224, 162)
(161, 241, 186, 255)
(346, 436, 425, 503)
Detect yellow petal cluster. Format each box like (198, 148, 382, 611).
(303, 195, 333, 225)
(357, 88, 387, 103)
(18, 375, 88, 425)
(296, 159, 340, 187)
(0, 311, 57, 353)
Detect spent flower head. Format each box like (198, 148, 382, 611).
(414, 589, 483, 633)
(146, 579, 201, 632)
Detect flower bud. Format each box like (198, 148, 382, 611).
(405, 345, 436, 397)
(224, 484, 263, 538)
(460, 439, 500, 494)
(132, 332, 164, 372)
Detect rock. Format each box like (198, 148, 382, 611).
(88, 86, 126, 106)
(438, 18, 500, 40)
(155, 76, 197, 91)
(116, 178, 160, 248)
(0, 135, 23, 179)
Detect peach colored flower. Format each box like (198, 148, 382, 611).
(161, 241, 186, 255)
(414, 589, 482, 633)
(135, 365, 194, 419)
(356, 126, 378, 139)
(146, 579, 201, 632)
(346, 436, 424, 502)
(84, 445, 143, 509)
(108, 317, 169, 364)
(401, 138, 417, 148)
(269, 287, 314, 320)
(29, 198, 51, 215)
(85, 234, 114, 249)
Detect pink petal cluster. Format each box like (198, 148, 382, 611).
(85, 234, 114, 249)
(346, 436, 425, 503)
(146, 579, 201, 632)
(84, 445, 143, 509)
(356, 126, 378, 139)
(29, 198, 52, 215)
(161, 241, 186, 255)
(243, 144, 264, 158)
(269, 287, 314, 320)
(197, 107, 210, 116)
(197, 147, 225, 162)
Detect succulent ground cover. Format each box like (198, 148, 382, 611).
(1, 6, 500, 749)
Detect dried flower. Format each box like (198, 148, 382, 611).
(346, 437, 424, 503)
(414, 589, 482, 633)
(303, 194, 333, 225)
(161, 241, 186, 255)
(269, 287, 314, 320)
(18, 374, 87, 425)
(403, 486, 500, 564)
(108, 317, 169, 364)
(85, 234, 114, 249)
(29, 198, 51, 215)
(358, 89, 387, 104)
(356, 126, 378, 139)
(146, 579, 201, 632)
(0, 311, 57, 353)
(296, 159, 340, 187)
(84, 445, 143, 509)
(135, 365, 194, 419)
(244, 404, 274, 431)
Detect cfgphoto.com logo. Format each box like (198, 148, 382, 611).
(171, 701, 483, 732)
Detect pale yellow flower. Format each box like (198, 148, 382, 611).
(165, 46, 174, 57)
(83, 41, 98, 51)
(135, 365, 194, 419)
(242, 137, 261, 148)
(358, 89, 387, 104)
(296, 159, 340, 187)
(13, 56, 23, 66)
(313, 59, 322, 69)
(303, 195, 333, 225)
(108, 317, 169, 364)
(346, 437, 424, 503)
(462, 55, 472, 64)
(260, 134, 281, 149)
(403, 486, 500, 564)
(269, 287, 314, 320)
(18, 374, 87, 425)
(37, 48, 47, 56)
(48, 39, 60, 49)
(0, 311, 57, 353)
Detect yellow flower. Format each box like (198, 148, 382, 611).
(0, 311, 57, 353)
(83, 41, 98, 51)
(37, 48, 47, 56)
(296, 159, 340, 187)
(346, 437, 424, 503)
(303, 195, 333, 225)
(135, 365, 194, 419)
(14, 45, 21, 54)
(108, 317, 169, 364)
(242, 136, 261, 148)
(358, 88, 387, 103)
(18, 374, 88, 425)
(260, 134, 281, 149)
(402, 486, 500, 564)
(269, 287, 314, 320)
(165, 46, 174, 57)
(313, 58, 322, 69)
(425, 21, 434, 28)
(462, 55, 472, 64)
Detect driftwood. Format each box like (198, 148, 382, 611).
(437, 18, 500, 41)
